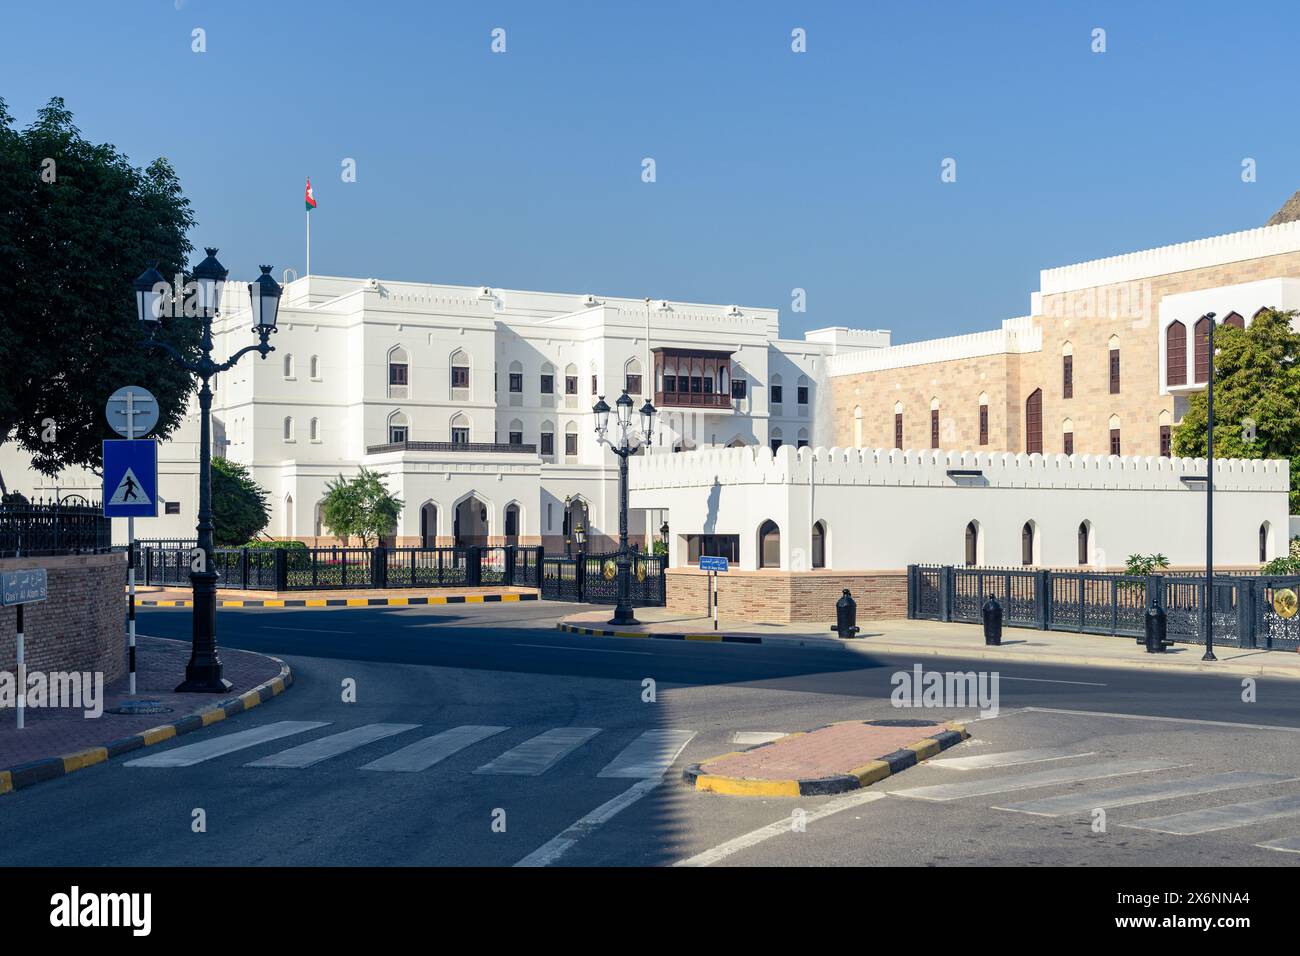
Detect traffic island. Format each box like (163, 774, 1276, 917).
(684, 718, 968, 797)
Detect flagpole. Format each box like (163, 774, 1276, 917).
(306, 209, 311, 277)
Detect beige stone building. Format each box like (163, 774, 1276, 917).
(830, 196, 1300, 458)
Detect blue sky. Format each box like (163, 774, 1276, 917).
(2, 1, 1296, 343)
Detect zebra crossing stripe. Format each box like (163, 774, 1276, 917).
(473, 727, 602, 776)
(598, 730, 696, 778)
(993, 771, 1295, 817)
(929, 747, 1096, 771)
(124, 721, 331, 768)
(244, 724, 419, 768)
(891, 757, 1186, 802)
(360, 725, 509, 772)
(1123, 793, 1300, 835)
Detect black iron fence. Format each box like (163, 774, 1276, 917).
(541, 550, 666, 606)
(909, 565, 1298, 651)
(139, 544, 544, 592)
(0, 500, 112, 557)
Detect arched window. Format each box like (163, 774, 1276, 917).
(1166, 320, 1187, 386)
(283, 416, 294, 441)
(564, 362, 579, 397)
(796, 427, 809, 448)
(505, 503, 520, 540)
(758, 520, 781, 569)
(978, 393, 989, 445)
(283, 353, 295, 379)
(624, 358, 643, 397)
(1194, 316, 1212, 384)
(853, 405, 863, 446)
(450, 348, 470, 391)
(1224, 311, 1245, 330)
(964, 521, 980, 567)
(1062, 342, 1074, 398)
(894, 401, 904, 449)
(797, 375, 810, 409)
(1078, 521, 1091, 566)
(1108, 334, 1120, 394)
(310, 354, 320, 380)
(419, 502, 437, 547)
(1159, 409, 1172, 457)
(930, 397, 940, 449)
(508, 419, 524, 446)
(387, 410, 409, 445)
(1260, 521, 1271, 563)
(450, 413, 470, 444)
(540, 420, 555, 458)
(284, 495, 294, 537)
(1025, 388, 1043, 454)
(564, 421, 579, 458)
(770, 373, 784, 407)
(540, 362, 556, 396)
(1063, 417, 1074, 455)
(769, 428, 783, 454)
(508, 359, 524, 396)
(309, 417, 320, 442)
(1108, 414, 1121, 455)
(388, 346, 409, 397)
(1021, 521, 1036, 566)
(314, 501, 327, 538)
(812, 520, 826, 569)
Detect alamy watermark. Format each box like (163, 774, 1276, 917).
(0, 670, 104, 718)
(890, 664, 999, 718)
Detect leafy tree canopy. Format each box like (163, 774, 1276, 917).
(0, 96, 201, 476)
(1172, 308, 1300, 512)
(211, 456, 270, 546)
(321, 467, 403, 547)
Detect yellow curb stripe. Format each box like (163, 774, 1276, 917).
(0, 771, 10, 795)
(849, 759, 893, 786)
(306, 599, 328, 607)
(387, 597, 408, 606)
(615, 631, 648, 639)
(346, 598, 368, 607)
(141, 725, 176, 746)
(269, 677, 286, 695)
(685, 634, 721, 641)
(465, 595, 484, 603)
(200, 708, 226, 727)
(239, 690, 261, 710)
(61, 747, 108, 773)
(222, 601, 245, 608)
(908, 737, 942, 760)
(694, 775, 802, 798)
(502, 594, 520, 601)
(263, 600, 285, 608)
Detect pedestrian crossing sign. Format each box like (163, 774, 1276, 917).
(102, 439, 158, 518)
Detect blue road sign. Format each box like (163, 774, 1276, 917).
(699, 555, 729, 572)
(1, 568, 47, 606)
(103, 439, 158, 518)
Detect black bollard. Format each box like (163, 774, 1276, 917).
(982, 595, 1002, 646)
(1144, 604, 1169, 653)
(831, 588, 860, 638)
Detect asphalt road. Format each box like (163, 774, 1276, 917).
(3, 601, 1299, 867)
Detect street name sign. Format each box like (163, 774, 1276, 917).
(1, 568, 48, 606)
(699, 556, 729, 572)
(103, 440, 158, 518)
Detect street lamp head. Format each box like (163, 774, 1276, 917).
(191, 247, 228, 315)
(639, 398, 656, 444)
(248, 265, 282, 331)
(133, 263, 168, 323)
(616, 389, 634, 428)
(593, 396, 610, 435)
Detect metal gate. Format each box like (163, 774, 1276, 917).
(540, 551, 665, 606)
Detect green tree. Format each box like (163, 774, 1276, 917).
(211, 457, 270, 546)
(321, 468, 403, 547)
(1172, 308, 1300, 512)
(0, 97, 200, 476)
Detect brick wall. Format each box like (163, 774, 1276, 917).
(0, 552, 126, 681)
(666, 567, 907, 624)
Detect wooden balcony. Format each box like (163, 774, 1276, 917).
(654, 390, 732, 410)
(366, 440, 536, 455)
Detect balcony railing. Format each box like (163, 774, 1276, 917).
(654, 390, 732, 410)
(366, 440, 537, 455)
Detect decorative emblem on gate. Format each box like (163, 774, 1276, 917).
(602, 559, 617, 581)
(1273, 588, 1298, 619)
(636, 562, 647, 583)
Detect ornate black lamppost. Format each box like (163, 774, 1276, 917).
(134, 250, 281, 691)
(1202, 311, 1218, 662)
(593, 390, 656, 625)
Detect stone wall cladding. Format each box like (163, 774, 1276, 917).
(830, 245, 1300, 458)
(0, 552, 126, 682)
(666, 568, 907, 624)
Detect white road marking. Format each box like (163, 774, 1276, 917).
(891, 758, 1186, 802)
(515, 776, 665, 867)
(993, 771, 1295, 817)
(598, 729, 696, 778)
(674, 791, 890, 867)
(1123, 793, 1300, 835)
(1023, 707, 1300, 734)
(929, 747, 1096, 771)
(361, 725, 509, 772)
(473, 727, 602, 776)
(511, 643, 653, 656)
(732, 731, 789, 746)
(1256, 835, 1300, 854)
(125, 721, 331, 768)
(997, 676, 1107, 687)
(245, 723, 419, 768)
(262, 625, 351, 633)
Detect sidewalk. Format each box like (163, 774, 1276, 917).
(0, 634, 289, 794)
(557, 607, 1300, 680)
(133, 585, 539, 608)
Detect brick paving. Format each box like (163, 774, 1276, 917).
(135, 585, 538, 602)
(702, 721, 952, 780)
(0, 635, 282, 769)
